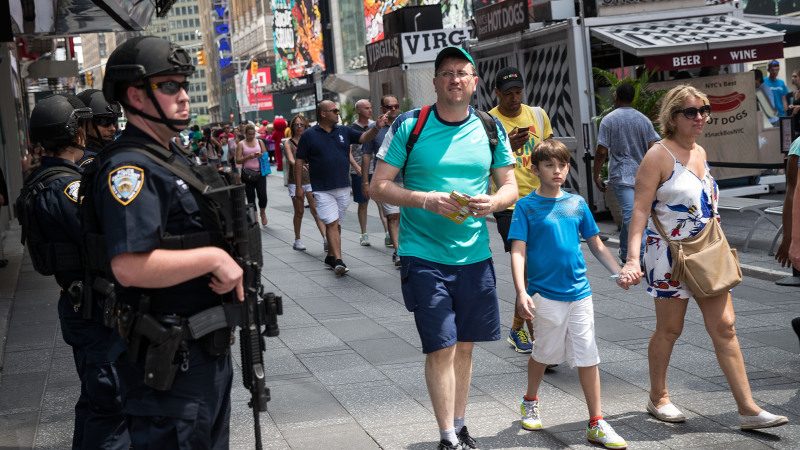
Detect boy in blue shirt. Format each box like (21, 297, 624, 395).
(508, 139, 635, 449)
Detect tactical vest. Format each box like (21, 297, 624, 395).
(79, 136, 262, 306)
(15, 165, 83, 277)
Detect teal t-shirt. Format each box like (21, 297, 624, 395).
(790, 136, 800, 157)
(377, 105, 515, 265)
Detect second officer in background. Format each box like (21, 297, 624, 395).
(81, 36, 244, 448)
(75, 89, 121, 167)
(16, 94, 129, 449)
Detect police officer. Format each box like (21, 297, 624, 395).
(18, 94, 129, 449)
(76, 89, 121, 167)
(82, 36, 243, 448)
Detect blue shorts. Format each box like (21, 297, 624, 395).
(400, 256, 501, 353)
(351, 174, 371, 204)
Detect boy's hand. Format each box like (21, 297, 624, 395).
(516, 292, 535, 321)
(618, 261, 643, 287)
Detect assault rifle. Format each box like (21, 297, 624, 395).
(230, 184, 282, 450)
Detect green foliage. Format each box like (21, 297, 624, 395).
(340, 101, 357, 125)
(401, 96, 414, 112)
(591, 67, 667, 130)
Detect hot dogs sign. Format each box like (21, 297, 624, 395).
(652, 72, 762, 180)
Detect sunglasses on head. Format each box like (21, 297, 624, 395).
(95, 116, 118, 127)
(676, 105, 711, 119)
(149, 80, 190, 95)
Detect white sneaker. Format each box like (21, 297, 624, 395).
(587, 419, 627, 449)
(292, 239, 306, 251)
(520, 398, 542, 430)
(739, 410, 789, 430)
(360, 233, 371, 246)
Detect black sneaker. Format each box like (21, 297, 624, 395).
(437, 439, 462, 450)
(457, 426, 477, 449)
(324, 255, 335, 269)
(334, 259, 349, 276)
(792, 317, 800, 344)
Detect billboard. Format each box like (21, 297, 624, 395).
(272, 0, 326, 81)
(365, 1, 475, 43)
(237, 68, 275, 113)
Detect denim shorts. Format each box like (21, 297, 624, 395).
(400, 256, 501, 353)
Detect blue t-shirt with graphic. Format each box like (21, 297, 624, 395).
(508, 191, 600, 301)
(377, 105, 515, 265)
(763, 77, 789, 117)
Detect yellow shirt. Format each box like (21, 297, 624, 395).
(489, 104, 553, 208)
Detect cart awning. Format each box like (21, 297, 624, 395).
(591, 15, 784, 71)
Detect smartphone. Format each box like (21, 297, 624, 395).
(510, 126, 519, 135)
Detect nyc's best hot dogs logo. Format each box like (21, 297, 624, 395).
(708, 92, 746, 113)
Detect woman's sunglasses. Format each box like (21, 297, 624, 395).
(676, 105, 711, 120)
(95, 117, 118, 127)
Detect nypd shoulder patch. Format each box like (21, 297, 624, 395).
(63, 180, 80, 203)
(108, 165, 144, 206)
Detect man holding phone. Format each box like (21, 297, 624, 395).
(489, 66, 554, 353)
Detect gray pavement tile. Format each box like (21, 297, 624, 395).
(366, 420, 440, 450)
(32, 412, 75, 450)
(749, 383, 800, 416)
(666, 343, 760, 379)
(600, 358, 727, 395)
(593, 316, 652, 342)
(739, 327, 800, 354)
(4, 322, 56, 352)
(291, 295, 360, 317)
(321, 316, 391, 342)
(626, 413, 752, 448)
(374, 362, 430, 402)
(593, 297, 656, 320)
(740, 346, 800, 380)
(263, 346, 310, 378)
(381, 321, 423, 349)
(0, 410, 38, 448)
(1, 347, 53, 375)
(471, 346, 526, 377)
(326, 382, 434, 431)
(349, 337, 423, 366)
(299, 352, 387, 386)
(349, 298, 410, 319)
(731, 285, 789, 305)
(683, 441, 774, 450)
(229, 400, 289, 449)
(449, 415, 568, 450)
(551, 421, 670, 449)
(38, 384, 81, 424)
(275, 304, 319, 330)
(324, 285, 387, 304)
(277, 325, 349, 355)
(0, 372, 47, 414)
(281, 421, 378, 449)
(595, 338, 648, 363)
(265, 378, 352, 425)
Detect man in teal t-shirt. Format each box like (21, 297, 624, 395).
(370, 46, 517, 450)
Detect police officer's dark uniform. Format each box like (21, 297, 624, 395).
(81, 36, 239, 449)
(17, 94, 129, 449)
(76, 89, 121, 168)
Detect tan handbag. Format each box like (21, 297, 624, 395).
(651, 214, 742, 299)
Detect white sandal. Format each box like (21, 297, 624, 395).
(647, 400, 686, 423)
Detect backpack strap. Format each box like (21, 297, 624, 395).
(405, 105, 432, 158)
(24, 166, 80, 196)
(473, 109, 499, 166)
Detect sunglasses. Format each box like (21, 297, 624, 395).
(676, 105, 711, 119)
(95, 117, 118, 127)
(382, 104, 400, 110)
(150, 80, 190, 95)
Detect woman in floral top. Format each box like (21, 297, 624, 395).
(619, 85, 788, 431)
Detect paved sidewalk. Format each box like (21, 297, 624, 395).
(0, 172, 798, 449)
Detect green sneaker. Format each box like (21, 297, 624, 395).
(520, 398, 542, 430)
(586, 419, 627, 449)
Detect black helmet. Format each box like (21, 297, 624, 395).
(103, 36, 194, 132)
(29, 94, 92, 150)
(77, 89, 122, 120)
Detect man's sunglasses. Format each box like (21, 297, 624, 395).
(95, 117, 118, 127)
(150, 80, 190, 95)
(676, 105, 711, 119)
(382, 104, 400, 110)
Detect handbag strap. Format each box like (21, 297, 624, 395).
(650, 212, 672, 243)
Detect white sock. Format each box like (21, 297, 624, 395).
(440, 428, 457, 444)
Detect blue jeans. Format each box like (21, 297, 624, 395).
(611, 183, 644, 262)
